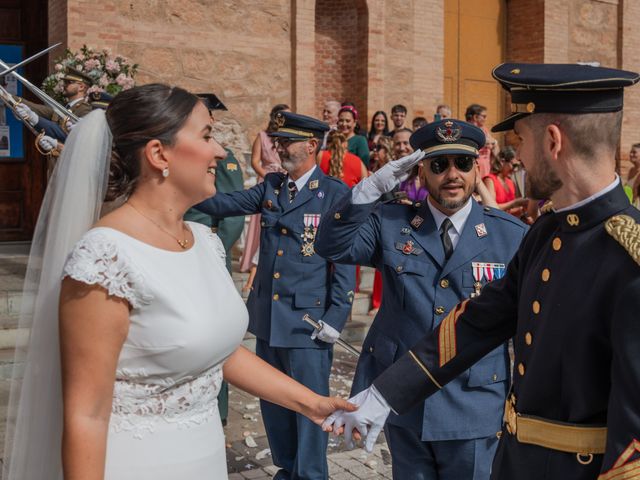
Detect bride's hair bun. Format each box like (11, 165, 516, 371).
(104, 83, 200, 201)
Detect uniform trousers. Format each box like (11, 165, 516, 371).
(384, 423, 499, 480)
(256, 339, 333, 480)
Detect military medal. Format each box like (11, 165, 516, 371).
(402, 240, 415, 254)
(301, 213, 321, 256)
(471, 262, 506, 297)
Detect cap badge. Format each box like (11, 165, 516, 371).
(436, 121, 462, 143)
(510, 68, 521, 74)
(275, 112, 286, 128)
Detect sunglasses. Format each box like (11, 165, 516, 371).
(428, 156, 476, 174)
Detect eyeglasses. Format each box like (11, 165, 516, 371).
(428, 156, 476, 174)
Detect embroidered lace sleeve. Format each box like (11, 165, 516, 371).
(188, 222, 226, 261)
(62, 230, 153, 308)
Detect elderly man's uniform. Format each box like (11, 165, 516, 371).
(196, 112, 356, 480)
(316, 120, 527, 479)
(370, 64, 640, 480)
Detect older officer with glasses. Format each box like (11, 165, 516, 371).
(315, 119, 527, 480)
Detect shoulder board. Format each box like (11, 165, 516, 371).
(605, 215, 640, 266)
(540, 200, 554, 215)
(482, 205, 527, 228)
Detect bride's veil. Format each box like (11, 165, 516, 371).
(3, 109, 112, 479)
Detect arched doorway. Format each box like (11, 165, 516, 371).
(314, 0, 368, 122)
(444, 0, 506, 127)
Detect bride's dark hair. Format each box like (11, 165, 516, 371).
(105, 83, 200, 201)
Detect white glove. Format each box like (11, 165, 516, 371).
(15, 103, 38, 126)
(65, 118, 75, 131)
(322, 385, 391, 453)
(351, 149, 425, 204)
(37, 135, 57, 152)
(310, 320, 340, 344)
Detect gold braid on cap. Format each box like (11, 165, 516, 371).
(605, 215, 640, 267)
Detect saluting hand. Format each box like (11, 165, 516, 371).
(352, 149, 425, 204)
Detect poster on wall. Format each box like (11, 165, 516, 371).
(0, 44, 24, 161)
(0, 125, 10, 156)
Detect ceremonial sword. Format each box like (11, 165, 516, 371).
(303, 314, 361, 357)
(0, 43, 61, 78)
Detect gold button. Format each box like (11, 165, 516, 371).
(492, 374, 498, 381)
(525, 332, 532, 345)
(334, 212, 341, 220)
(541, 269, 550, 282)
(440, 279, 450, 289)
(552, 237, 562, 251)
(532, 301, 541, 314)
(369, 346, 374, 353)
(273, 294, 280, 301)
(261, 221, 266, 227)
(277, 249, 284, 256)
(273, 272, 280, 279)
(518, 363, 525, 376)
(281, 228, 288, 235)
(396, 265, 403, 272)
(316, 300, 321, 306)
(435, 306, 445, 315)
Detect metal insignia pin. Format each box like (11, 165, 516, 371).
(475, 223, 488, 237)
(402, 240, 415, 255)
(317, 191, 325, 199)
(411, 215, 424, 229)
(401, 227, 411, 235)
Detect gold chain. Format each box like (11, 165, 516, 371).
(126, 202, 191, 249)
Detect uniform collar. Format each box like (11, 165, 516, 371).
(554, 179, 629, 232)
(66, 97, 85, 109)
(426, 196, 473, 236)
(286, 165, 317, 192)
(555, 175, 620, 212)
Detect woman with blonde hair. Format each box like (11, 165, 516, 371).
(319, 130, 367, 187)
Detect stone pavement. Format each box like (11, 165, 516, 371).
(224, 347, 393, 479)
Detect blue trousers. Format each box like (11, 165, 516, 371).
(256, 339, 333, 480)
(384, 423, 499, 480)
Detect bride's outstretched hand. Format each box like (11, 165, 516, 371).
(304, 395, 357, 427)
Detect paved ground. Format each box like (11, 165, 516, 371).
(224, 347, 393, 479)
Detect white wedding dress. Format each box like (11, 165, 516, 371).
(62, 221, 249, 479)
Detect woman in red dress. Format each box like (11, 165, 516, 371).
(319, 131, 368, 187)
(483, 148, 529, 217)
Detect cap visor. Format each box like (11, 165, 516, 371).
(268, 131, 311, 140)
(491, 113, 529, 133)
(423, 147, 479, 159)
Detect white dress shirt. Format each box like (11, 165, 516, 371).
(286, 165, 317, 192)
(426, 196, 473, 250)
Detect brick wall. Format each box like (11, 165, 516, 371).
(620, 0, 640, 176)
(314, 0, 368, 121)
(507, 0, 544, 63)
(48, 0, 68, 68)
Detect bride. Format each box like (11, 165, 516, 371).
(3, 84, 354, 480)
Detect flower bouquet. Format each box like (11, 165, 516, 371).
(42, 45, 138, 103)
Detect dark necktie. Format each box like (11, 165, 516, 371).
(440, 218, 454, 260)
(288, 181, 298, 203)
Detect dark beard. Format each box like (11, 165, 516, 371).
(432, 181, 474, 211)
(525, 147, 563, 199)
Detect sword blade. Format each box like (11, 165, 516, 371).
(0, 43, 62, 78)
(302, 314, 361, 358)
(0, 59, 79, 123)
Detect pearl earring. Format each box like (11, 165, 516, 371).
(162, 168, 169, 178)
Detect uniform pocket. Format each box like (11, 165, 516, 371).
(293, 291, 327, 308)
(365, 334, 399, 369)
(467, 347, 508, 387)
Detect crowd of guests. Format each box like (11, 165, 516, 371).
(233, 99, 640, 316)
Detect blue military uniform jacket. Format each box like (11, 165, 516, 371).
(196, 167, 356, 349)
(372, 184, 640, 480)
(315, 193, 527, 440)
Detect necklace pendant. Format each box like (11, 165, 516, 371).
(177, 239, 189, 249)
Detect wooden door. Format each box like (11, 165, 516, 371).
(0, 0, 49, 242)
(444, 0, 506, 128)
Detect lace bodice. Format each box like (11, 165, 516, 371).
(63, 222, 248, 438)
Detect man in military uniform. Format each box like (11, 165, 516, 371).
(315, 120, 527, 479)
(14, 67, 92, 140)
(325, 63, 640, 480)
(196, 111, 356, 480)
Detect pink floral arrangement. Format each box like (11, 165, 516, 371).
(42, 45, 138, 102)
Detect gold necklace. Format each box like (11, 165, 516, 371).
(126, 202, 190, 249)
